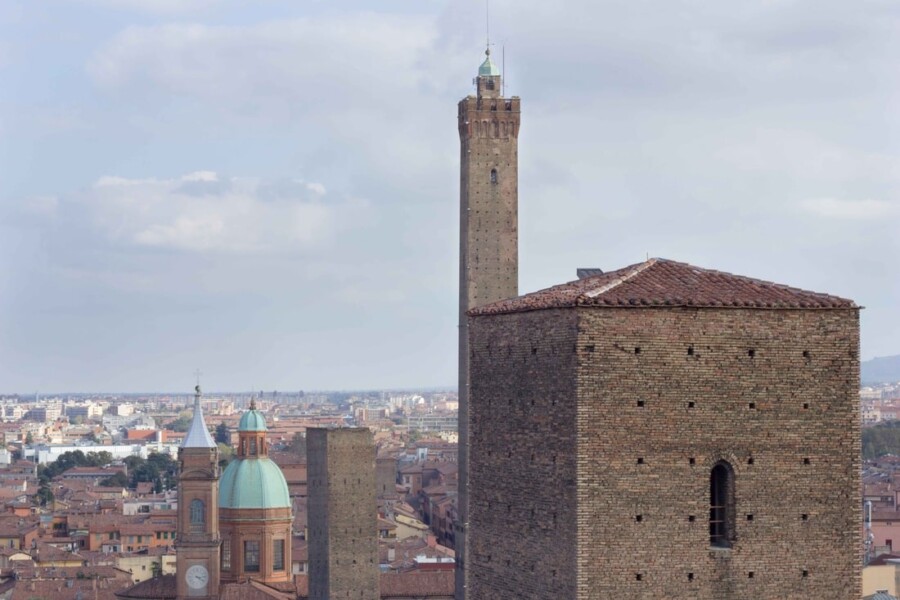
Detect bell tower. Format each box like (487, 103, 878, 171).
(456, 47, 521, 600)
(176, 384, 221, 600)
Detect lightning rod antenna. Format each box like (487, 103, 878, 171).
(486, 0, 490, 51)
(502, 44, 505, 96)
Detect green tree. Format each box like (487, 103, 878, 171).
(862, 422, 900, 459)
(215, 422, 230, 445)
(24, 432, 33, 445)
(99, 471, 128, 488)
(166, 410, 193, 432)
(35, 484, 53, 507)
(85, 451, 113, 466)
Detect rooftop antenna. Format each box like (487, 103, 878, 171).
(486, 0, 490, 52)
(193, 369, 202, 395)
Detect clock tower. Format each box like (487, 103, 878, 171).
(176, 385, 221, 600)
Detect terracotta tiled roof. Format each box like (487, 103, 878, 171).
(470, 258, 857, 315)
(380, 570, 454, 597)
(219, 580, 294, 600)
(114, 574, 176, 599)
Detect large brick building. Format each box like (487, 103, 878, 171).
(465, 258, 861, 599)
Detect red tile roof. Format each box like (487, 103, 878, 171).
(471, 258, 857, 315)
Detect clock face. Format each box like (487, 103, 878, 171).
(185, 564, 209, 589)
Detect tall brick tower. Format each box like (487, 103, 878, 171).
(456, 46, 521, 600)
(307, 427, 379, 600)
(175, 385, 220, 600)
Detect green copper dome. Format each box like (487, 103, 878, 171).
(219, 457, 291, 509)
(478, 49, 500, 77)
(238, 408, 267, 432)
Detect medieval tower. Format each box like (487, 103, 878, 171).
(307, 427, 380, 600)
(456, 47, 520, 599)
(175, 385, 221, 600)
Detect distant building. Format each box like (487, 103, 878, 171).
(406, 413, 458, 434)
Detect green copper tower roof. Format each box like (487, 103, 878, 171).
(238, 398, 267, 431)
(478, 48, 500, 77)
(219, 457, 291, 509)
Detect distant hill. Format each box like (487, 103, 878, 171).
(862, 355, 900, 385)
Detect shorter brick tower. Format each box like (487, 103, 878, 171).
(176, 385, 220, 600)
(307, 427, 379, 600)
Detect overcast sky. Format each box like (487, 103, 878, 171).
(1, 0, 898, 393)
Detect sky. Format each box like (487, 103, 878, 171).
(1, 0, 898, 393)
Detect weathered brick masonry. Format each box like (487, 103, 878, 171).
(467, 259, 861, 600)
(307, 427, 380, 600)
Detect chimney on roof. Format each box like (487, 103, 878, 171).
(577, 268, 604, 279)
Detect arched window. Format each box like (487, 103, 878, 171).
(490, 169, 498, 184)
(709, 462, 735, 548)
(190, 499, 205, 532)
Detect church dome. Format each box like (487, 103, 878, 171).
(238, 407, 267, 431)
(219, 457, 291, 509)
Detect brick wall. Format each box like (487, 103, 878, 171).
(468, 306, 861, 599)
(468, 309, 579, 599)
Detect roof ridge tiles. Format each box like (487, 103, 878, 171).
(470, 257, 857, 316)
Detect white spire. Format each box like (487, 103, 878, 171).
(181, 384, 216, 448)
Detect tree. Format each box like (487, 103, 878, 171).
(99, 471, 128, 488)
(35, 484, 53, 507)
(215, 423, 230, 445)
(166, 413, 193, 432)
(216, 443, 234, 469)
(86, 451, 113, 466)
(24, 432, 33, 445)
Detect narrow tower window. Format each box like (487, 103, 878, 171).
(490, 169, 498, 184)
(190, 499, 205, 532)
(709, 461, 735, 548)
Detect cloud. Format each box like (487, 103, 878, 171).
(800, 197, 898, 220)
(62, 0, 224, 15)
(76, 171, 360, 254)
(86, 16, 437, 110)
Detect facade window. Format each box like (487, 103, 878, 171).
(273, 539, 285, 571)
(710, 461, 735, 548)
(222, 538, 231, 571)
(490, 169, 498, 184)
(244, 540, 260, 572)
(190, 499, 205, 532)
(250, 438, 257, 455)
